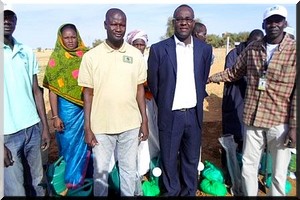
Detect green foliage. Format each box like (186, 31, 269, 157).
(160, 16, 174, 40)
(92, 39, 103, 48)
(206, 34, 224, 48)
(205, 32, 250, 48)
(222, 31, 249, 46)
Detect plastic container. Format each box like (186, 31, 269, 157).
(67, 178, 93, 196)
(265, 176, 292, 194)
(259, 152, 272, 175)
(142, 156, 161, 196)
(288, 153, 296, 173)
(46, 156, 67, 195)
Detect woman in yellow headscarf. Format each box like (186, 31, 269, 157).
(43, 23, 90, 192)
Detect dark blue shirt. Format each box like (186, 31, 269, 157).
(222, 42, 247, 142)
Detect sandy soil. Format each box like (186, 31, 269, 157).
(36, 48, 296, 197)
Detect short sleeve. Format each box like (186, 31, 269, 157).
(78, 53, 94, 88)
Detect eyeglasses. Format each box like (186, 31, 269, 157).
(173, 18, 194, 23)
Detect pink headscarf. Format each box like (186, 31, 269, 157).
(126, 30, 148, 45)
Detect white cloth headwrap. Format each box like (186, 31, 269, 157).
(126, 30, 148, 45)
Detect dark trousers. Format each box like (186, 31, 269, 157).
(159, 108, 201, 196)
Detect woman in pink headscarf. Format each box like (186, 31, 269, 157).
(126, 30, 148, 54)
(126, 30, 160, 195)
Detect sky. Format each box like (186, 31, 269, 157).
(4, 1, 298, 49)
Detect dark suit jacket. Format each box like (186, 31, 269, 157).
(147, 36, 212, 130)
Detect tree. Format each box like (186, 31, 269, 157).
(92, 39, 103, 48)
(221, 32, 250, 47)
(36, 47, 42, 52)
(160, 17, 174, 40)
(206, 34, 224, 48)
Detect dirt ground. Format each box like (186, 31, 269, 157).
(37, 48, 296, 197)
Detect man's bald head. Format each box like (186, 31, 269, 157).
(105, 8, 126, 22)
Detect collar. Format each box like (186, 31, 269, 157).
(103, 40, 126, 53)
(261, 33, 291, 52)
(277, 33, 293, 52)
(3, 37, 23, 51)
(174, 35, 193, 48)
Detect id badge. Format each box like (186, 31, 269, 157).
(258, 77, 267, 91)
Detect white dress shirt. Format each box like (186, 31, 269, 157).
(172, 36, 197, 110)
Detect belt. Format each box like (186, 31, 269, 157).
(178, 107, 195, 112)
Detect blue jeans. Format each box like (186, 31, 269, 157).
(93, 128, 139, 196)
(4, 123, 45, 196)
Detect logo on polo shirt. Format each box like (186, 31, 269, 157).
(123, 55, 133, 64)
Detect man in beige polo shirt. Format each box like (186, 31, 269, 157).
(78, 8, 148, 196)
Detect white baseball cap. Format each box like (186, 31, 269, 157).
(4, 3, 16, 15)
(263, 5, 287, 20)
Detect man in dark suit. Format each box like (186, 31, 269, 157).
(147, 4, 212, 196)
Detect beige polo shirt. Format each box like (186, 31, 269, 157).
(78, 41, 147, 134)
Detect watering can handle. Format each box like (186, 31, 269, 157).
(54, 156, 64, 167)
(67, 179, 93, 195)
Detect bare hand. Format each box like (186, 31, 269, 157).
(4, 145, 14, 167)
(41, 128, 51, 151)
(139, 121, 149, 141)
(53, 117, 64, 132)
(284, 127, 296, 148)
(85, 129, 98, 148)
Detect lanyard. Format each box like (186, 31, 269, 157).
(261, 60, 268, 78)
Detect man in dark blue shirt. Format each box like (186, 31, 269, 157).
(222, 29, 264, 153)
